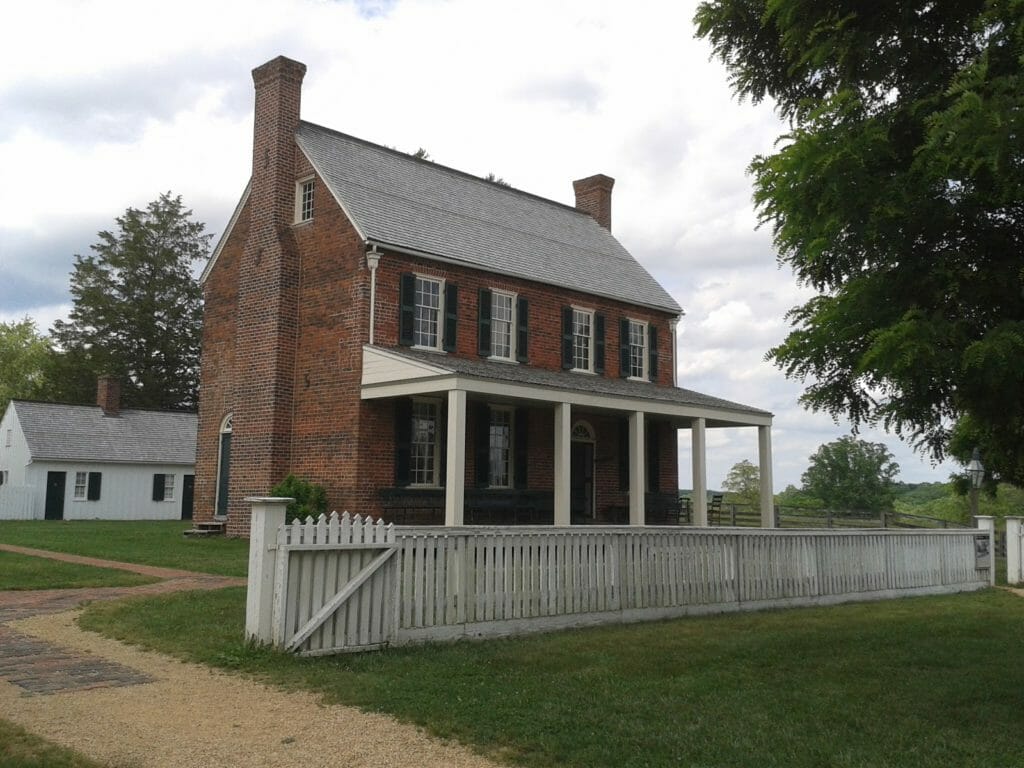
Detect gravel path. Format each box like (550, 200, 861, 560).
(0, 547, 504, 768)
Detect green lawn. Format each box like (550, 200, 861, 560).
(0, 719, 104, 768)
(0, 550, 157, 591)
(0, 521, 249, 577)
(79, 587, 1024, 768)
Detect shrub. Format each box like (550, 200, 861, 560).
(270, 474, 328, 522)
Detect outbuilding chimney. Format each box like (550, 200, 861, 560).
(96, 375, 120, 417)
(573, 174, 615, 231)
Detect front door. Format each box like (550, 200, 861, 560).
(181, 474, 195, 520)
(570, 442, 595, 522)
(44, 471, 66, 520)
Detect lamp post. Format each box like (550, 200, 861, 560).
(967, 447, 985, 521)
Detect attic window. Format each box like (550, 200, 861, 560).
(295, 177, 314, 223)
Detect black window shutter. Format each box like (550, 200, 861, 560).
(399, 273, 415, 346)
(478, 289, 492, 357)
(618, 418, 629, 492)
(443, 283, 458, 352)
(647, 421, 661, 492)
(152, 474, 165, 502)
(595, 313, 606, 374)
(619, 318, 631, 378)
(87, 472, 102, 501)
(561, 306, 574, 369)
(649, 325, 659, 381)
(516, 297, 529, 363)
(394, 398, 412, 486)
(514, 407, 529, 489)
(474, 403, 490, 488)
(439, 401, 448, 487)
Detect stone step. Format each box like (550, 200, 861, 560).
(183, 520, 226, 537)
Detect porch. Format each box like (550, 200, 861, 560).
(362, 345, 774, 527)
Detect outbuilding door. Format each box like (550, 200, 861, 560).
(44, 471, 65, 520)
(181, 474, 195, 520)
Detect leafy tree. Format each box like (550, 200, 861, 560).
(774, 484, 824, 511)
(0, 318, 53, 411)
(695, 1, 1024, 484)
(721, 459, 761, 507)
(50, 193, 210, 410)
(801, 436, 900, 512)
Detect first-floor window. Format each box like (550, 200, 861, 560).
(153, 473, 176, 501)
(164, 474, 175, 501)
(488, 407, 513, 487)
(74, 471, 88, 500)
(410, 400, 440, 486)
(0, 470, 7, 486)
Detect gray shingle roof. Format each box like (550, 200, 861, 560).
(382, 347, 771, 418)
(296, 122, 682, 314)
(13, 401, 197, 464)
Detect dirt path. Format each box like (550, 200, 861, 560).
(0, 547, 503, 768)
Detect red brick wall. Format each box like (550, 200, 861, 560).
(372, 253, 677, 385)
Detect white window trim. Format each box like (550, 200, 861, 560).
(4, 429, 10, 447)
(571, 306, 595, 374)
(488, 289, 518, 363)
(73, 471, 88, 501)
(412, 274, 446, 352)
(409, 397, 443, 487)
(487, 404, 515, 489)
(294, 175, 315, 224)
(626, 318, 649, 382)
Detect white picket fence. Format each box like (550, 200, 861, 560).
(245, 501, 993, 656)
(0, 486, 37, 520)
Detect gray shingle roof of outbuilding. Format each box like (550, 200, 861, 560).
(296, 122, 682, 314)
(13, 401, 197, 464)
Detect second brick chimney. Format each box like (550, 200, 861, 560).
(573, 174, 615, 231)
(96, 375, 120, 417)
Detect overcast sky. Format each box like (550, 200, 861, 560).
(0, 0, 959, 490)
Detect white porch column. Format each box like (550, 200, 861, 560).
(444, 389, 467, 526)
(553, 402, 572, 526)
(691, 417, 708, 527)
(1006, 517, 1023, 586)
(629, 411, 646, 526)
(758, 425, 776, 528)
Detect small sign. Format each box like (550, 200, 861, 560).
(975, 534, 992, 569)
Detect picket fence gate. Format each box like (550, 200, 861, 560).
(247, 502, 994, 656)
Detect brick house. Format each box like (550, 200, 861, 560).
(195, 56, 774, 536)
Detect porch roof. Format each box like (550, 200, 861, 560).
(361, 346, 772, 427)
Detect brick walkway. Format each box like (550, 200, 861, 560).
(0, 543, 243, 695)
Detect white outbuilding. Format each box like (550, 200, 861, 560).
(0, 376, 196, 521)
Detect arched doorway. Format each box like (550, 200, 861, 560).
(570, 420, 595, 523)
(215, 413, 232, 518)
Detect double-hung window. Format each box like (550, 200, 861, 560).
(295, 177, 314, 223)
(488, 407, 513, 488)
(414, 276, 443, 349)
(628, 320, 648, 379)
(410, 400, 441, 486)
(74, 472, 88, 500)
(572, 309, 593, 372)
(153, 473, 176, 501)
(490, 291, 515, 360)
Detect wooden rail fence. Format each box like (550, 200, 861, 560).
(246, 500, 994, 656)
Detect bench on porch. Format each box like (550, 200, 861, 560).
(600, 493, 689, 526)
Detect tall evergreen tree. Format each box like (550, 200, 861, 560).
(50, 193, 210, 410)
(695, 1, 1024, 483)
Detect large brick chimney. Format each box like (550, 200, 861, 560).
(96, 375, 120, 417)
(228, 55, 306, 528)
(573, 174, 615, 231)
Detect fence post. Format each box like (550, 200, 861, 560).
(974, 515, 996, 587)
(1006, 517, 1023, 587)
(245, 497, 292, 644)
